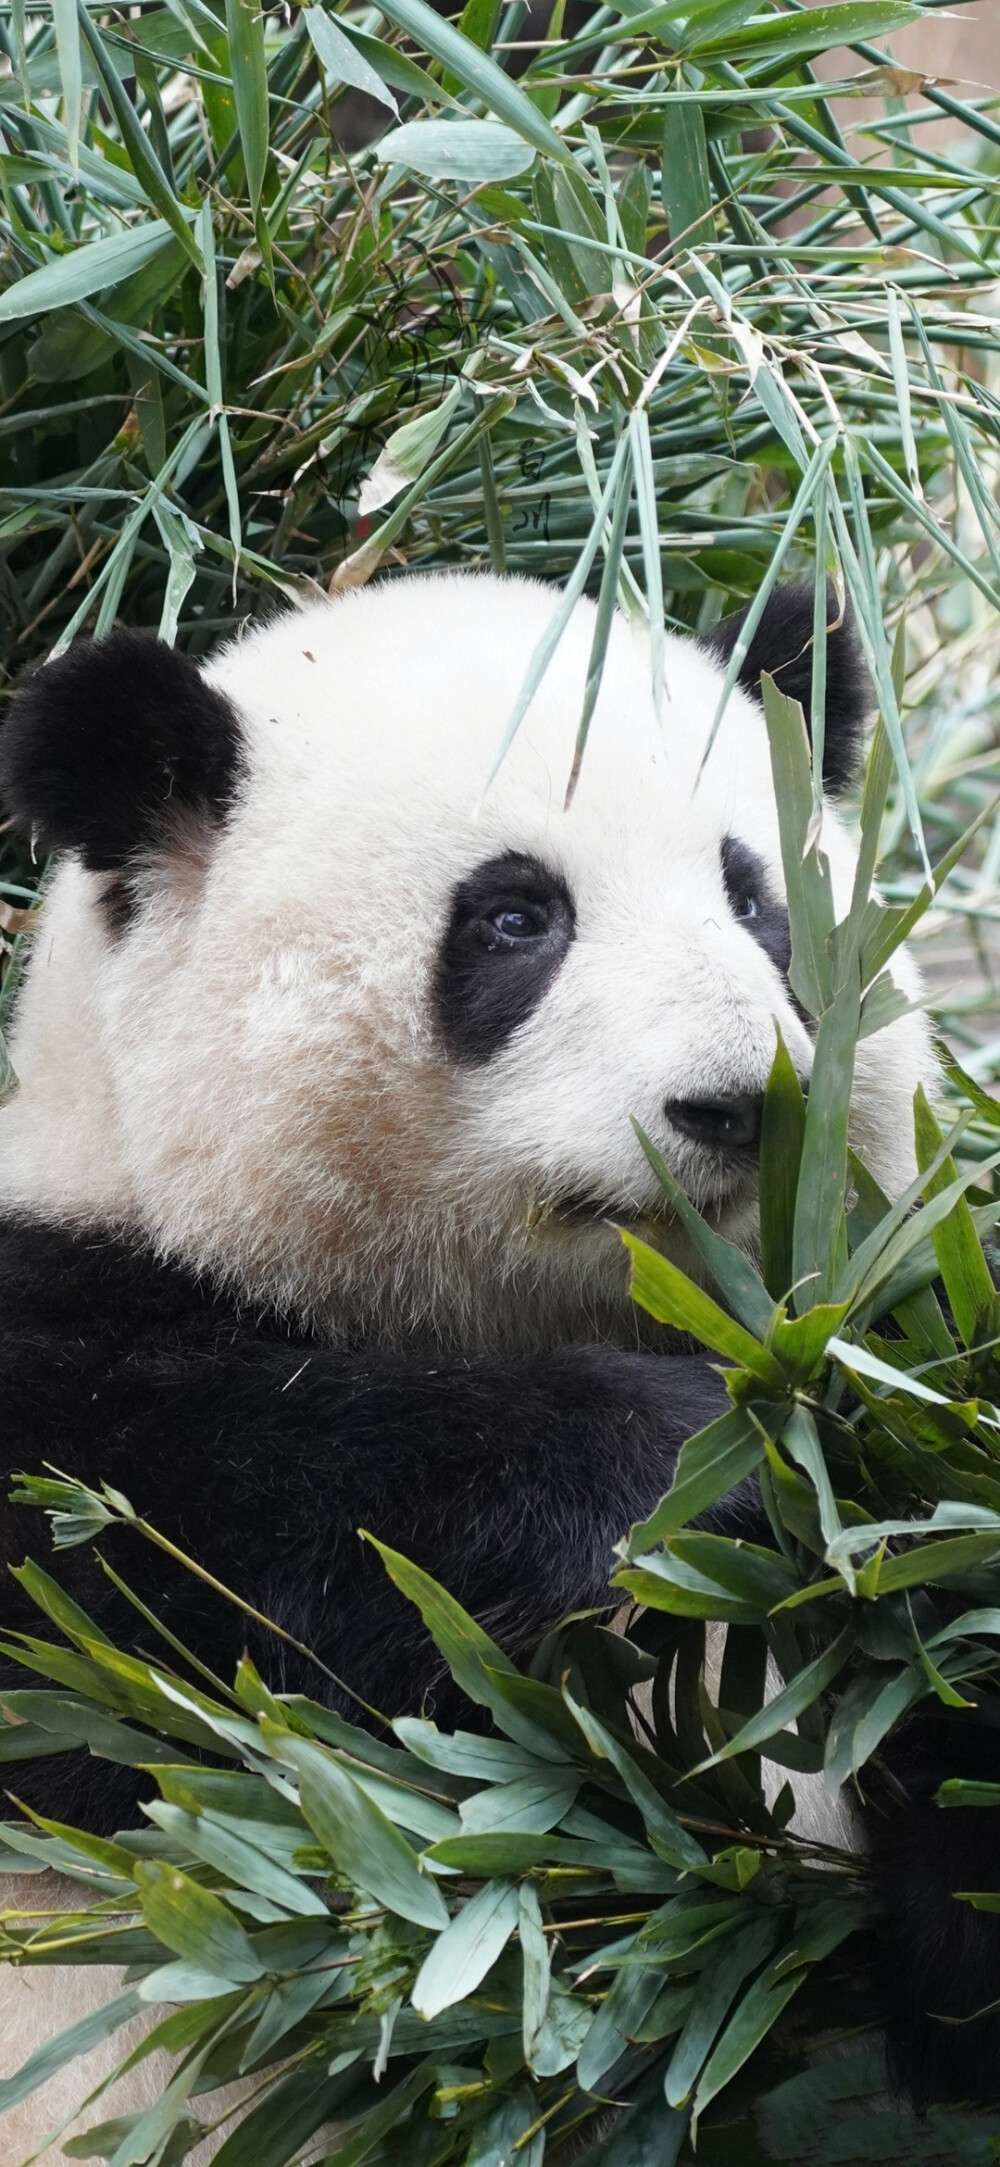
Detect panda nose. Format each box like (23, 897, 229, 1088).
(664, 1092, 763, 1154)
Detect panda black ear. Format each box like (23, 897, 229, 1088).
(704, 582, 869, 795)
(0, 631, 245, 871)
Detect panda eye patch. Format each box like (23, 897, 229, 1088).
(721, 836, 792, 981)
(435, 852, 575, 1066)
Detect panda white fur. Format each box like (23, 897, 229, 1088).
(0, 572, 986, 2157)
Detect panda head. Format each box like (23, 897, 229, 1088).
(0, 574, 932, 1349)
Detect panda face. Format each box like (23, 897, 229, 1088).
(0, 573, 933, 1351)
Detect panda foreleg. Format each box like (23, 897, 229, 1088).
(860, 1714, 1000, 2107)
(3, 1337, 754, 1823)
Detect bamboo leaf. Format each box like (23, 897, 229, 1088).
(304, 6, 398, 114)
(632, 1121, 775, 1339)
(412, 1878, 519, 2017)
(271, 1730, 449, 1931)
(690, 1628, 854, 1772)
(224, 0, 270, 225)
(380, 118, 535, 182)
(622, 1406, 764, 1553)
(623, 1231, 784, 1386)
(912, 1086, 995, 1349)
(0, 220, 179, 323)
(758, 1031, 807, 1304)
(76, 6, 202, 266)
(374, 0, 572, 164)
(134, 1860, 265, 1982)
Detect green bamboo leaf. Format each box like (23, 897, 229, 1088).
(885, 284, 920, 502)
(519, 1882, 552, 2065)
(623, 1231, 784, 1386)
(224, 0, 270, 225)
(76, 6, 202, 266)
(134, 1859, 265, 1982)
(9, 1557, 115, 1648)
(758, 1031, 806, 1303)
(0, 219, 179, 323)
(690, 1627, 854, 1773)
(484, 432, 630, 787)
(836, 1135, 1000, 1314)
(584, 2072, 690, 2166)
(622, 1406, 764, 1553)
(613, 1558, 761, 1624)
(577, 1943, 664, 2090)
(565, 458, 632, 808)
(459, 1771, 580, 1834)
(629, 407, 665, 715)
(876, 1533, 1000, 1595)
(359, 378, 465, 515)
(239, 1969, 340, 2068)
(0, 1688, 176, 1768)
(912, 1085, 995, 1348)
(944, 1059, 1000, 1133)
(197, 199, 241, 571)
(364, 1537, 557, 1756)
(661, 96, 713, 255)
(563, 1694, 706, 1869)
(412, 1878, 519, 2017)
(938, 1780, 1000, 1809)
(428, 1831, 564, 1873)
(52, 0, 82, 169)
(930, 1609, 1000, 1652)
(692, 1953, 806, 2119)
(706, 441, 835, 772)
(374, 0, 572, 165)
(144, 1800, 328, 1916)
(632, 1120, 775, 1339)
(337, 19, 458, 105)
(827, 1335, 967, 1408)
(759, 669, 837, 1020)
(380, 118, 535, 182)
(617, 157, 651, 255)
(314, 2066, 437, 2167)
(697, 1, 921, 61)
(304, 5, 398, 115)
(668, 1532, 800, 1609)
(665, 1916, 779, 2106)
(392, 1719, 545, 1784)
(792, 980, 859, 1308)
(824, 1663, 925, 1790)
(780, 1406, 842, 1554)
(765, 1303, 848, 1383)
(272, 1730, 449, 1930)
(532, 160, 607, 304)
(209, 2066, 368, 2167)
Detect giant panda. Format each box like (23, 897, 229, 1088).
(0, 572, 991, 2156)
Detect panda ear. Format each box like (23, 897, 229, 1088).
(704, 582, 869, 795)
(0, 631, 244, 871)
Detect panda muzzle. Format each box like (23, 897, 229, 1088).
(663, 1092, 764, 1155)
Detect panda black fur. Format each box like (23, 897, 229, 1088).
(0, 573, 992, 2140)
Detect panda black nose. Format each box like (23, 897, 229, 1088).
(664, 1092, 763, 1154)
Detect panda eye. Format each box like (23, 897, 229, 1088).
(721, 837, 766, 928)
(484, 903, 547, 946)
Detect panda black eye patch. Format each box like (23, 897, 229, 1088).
(434, 852, 575, 1066)
(721, 836, 792, 982)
